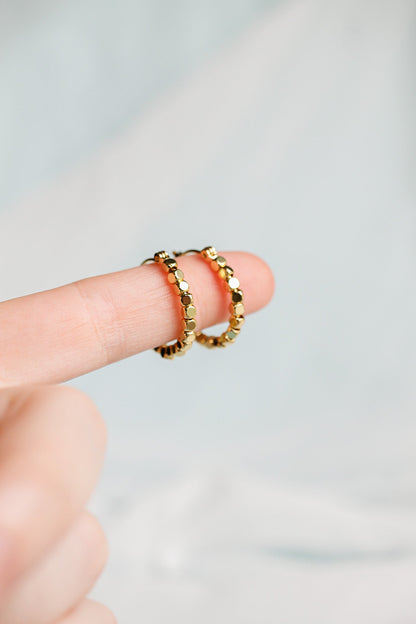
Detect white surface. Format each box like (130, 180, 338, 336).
(1, 0, 416, 621)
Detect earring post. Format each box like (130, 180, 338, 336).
(173, 249, 200, 257)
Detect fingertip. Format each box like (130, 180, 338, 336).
(223, 251, 275, 315)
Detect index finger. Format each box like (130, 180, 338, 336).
(0, 251, 274, 387)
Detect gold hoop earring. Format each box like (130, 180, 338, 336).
(174, 246, 244, 348)
(141, 251, 197, 359)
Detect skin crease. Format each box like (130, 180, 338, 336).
(0, 252, 274, 623)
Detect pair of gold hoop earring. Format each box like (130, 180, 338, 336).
(141, 246, 244, 359)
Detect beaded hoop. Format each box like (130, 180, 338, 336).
(174, 246, 244, 348)
(141, 251, 197, 359)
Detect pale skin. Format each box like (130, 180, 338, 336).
(0, 251, 274, 623)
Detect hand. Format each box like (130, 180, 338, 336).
(0, 252, 273, 623)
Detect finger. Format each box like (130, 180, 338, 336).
(0, 386, 106, 598)
(0, 251, 274, 386)
(0, 512, 108, 624)
(55, 600, 116, 624)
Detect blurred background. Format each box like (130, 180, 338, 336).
(1, 0, 416, 621)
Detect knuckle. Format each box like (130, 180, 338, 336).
(72, 279, 120, 367)
(61, 600, 117, 623)
(37, 384, 107, 449)
(6, 385, 106, 517)
(80, 513, 109, 576)
(68, 387, 107, 448)
(98, 604, 118, 624)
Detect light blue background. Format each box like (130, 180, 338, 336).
(1, 1, 415, 621)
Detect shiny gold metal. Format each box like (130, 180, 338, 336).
(141, 251, 196, 359)
(173, 246, 244, 348)
(181, 293, 193, 306)
(230, 315, 245, 329)
(184, 304, 197, 318)
(230, 302, 245, 316)
(183, 318, 197, 331)
(167, 269, 184, 283)
(218, 265, 233, 280)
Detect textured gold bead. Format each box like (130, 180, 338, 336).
(183, 318, 197, 331)
(227, 276, 240, 290)
(181, 293, 193, 306)
(168, 269, 184, 283)
(231, 289, 243, 303)
(182, 330, 196, 344)
(230, 302, 245, 316)
(160, 345, 169, 358)
(184, 304, 197, 318)
(218, 266, 233, 280)
(163, 345, 176, 359)
(184, 343, 193, 352)
(224, 330, 239, 342)
(174, 280, 189, 294)
(163, 258, 177, 271)
(230, 315, 245, 329)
